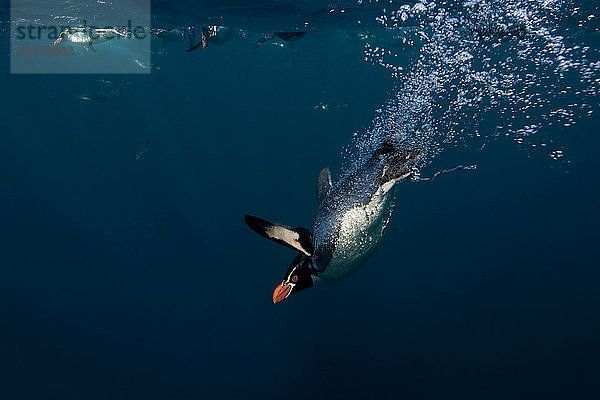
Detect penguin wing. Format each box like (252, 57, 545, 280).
(186, 40, 203, 52)
(186, 26, 203, 52)
(244, 215, 314, 256)
(317, 167, 332, 203)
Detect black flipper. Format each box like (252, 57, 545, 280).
(244, 215, 313, 256)
(317, 167, 332, 203)
(186, 26, 203, 52)
(186, 39, 203, 52)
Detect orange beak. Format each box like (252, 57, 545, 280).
(272, 282, 293, 304)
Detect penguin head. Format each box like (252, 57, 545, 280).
(273, 253, 315, 303)
(244, 215, 316, 304)
(202, 25, 217, 37)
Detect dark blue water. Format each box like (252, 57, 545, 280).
(1, 1, 600, 399)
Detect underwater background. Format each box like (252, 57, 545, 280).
(1, 0, 600, 398)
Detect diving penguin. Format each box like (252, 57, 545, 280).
(186, 26, 246, 52)
(245, 139, 421, 303)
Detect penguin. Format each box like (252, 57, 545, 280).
(256, 31, 307, 47)
(53, 27, 128, 51)
(77, 79, 130, 102)
(186, 25, 240, 52)
(152, 28, 185, 53)
(245, 139, 422, 303)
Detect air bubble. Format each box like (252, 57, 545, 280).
(348, 0, 600, 171)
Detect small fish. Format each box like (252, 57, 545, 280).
(134, 59, 160, 70)
(313, 101, 349, 111)
(135, 141, 152, 160)
(77, 92, 110, 102)
(96, 79, 130, 88)
(314, 102, 330, 111)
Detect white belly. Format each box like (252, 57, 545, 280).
(67, 32, 90, 43)
(316, 185, 396, 282)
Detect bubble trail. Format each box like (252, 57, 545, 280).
(351, 0, 600, 171)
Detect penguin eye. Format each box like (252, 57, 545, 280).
(291, 275, 298, 283)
